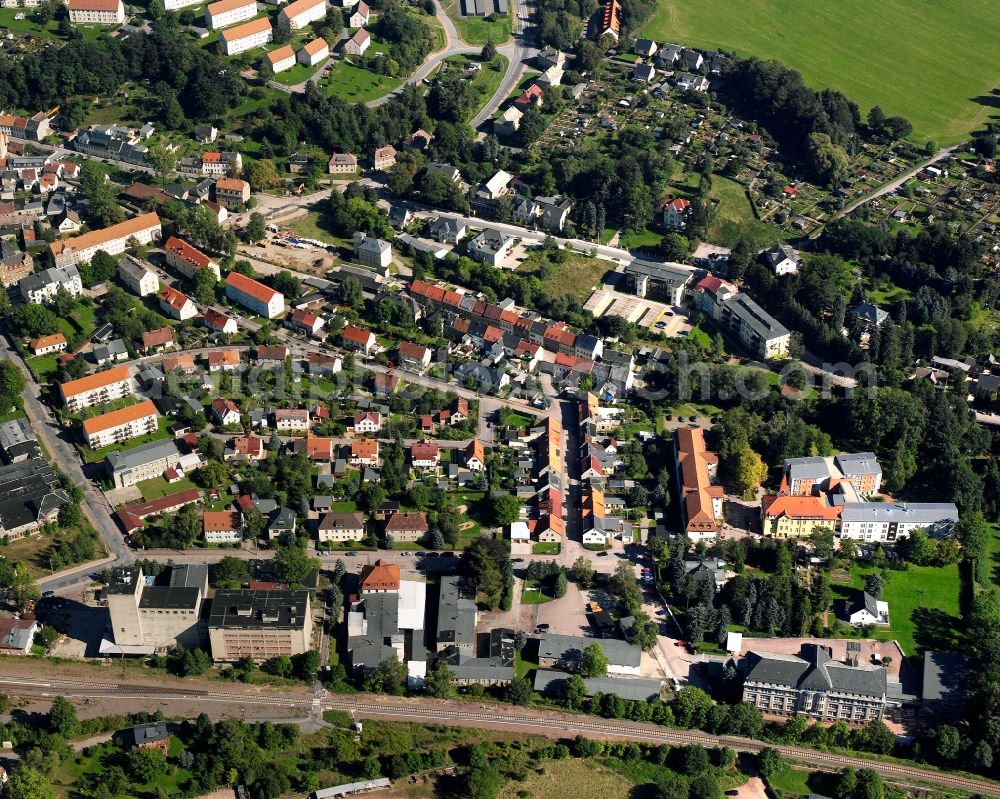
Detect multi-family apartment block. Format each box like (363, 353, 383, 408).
(224, 271, 285, 319)
(214, 177, 251, 208)
(19, 265, 82, 304)
(48, 212, 161, 269)
(159, 285, 198, 321)
(205, 0, 256, 29)
(839, 502, 959, 543)
(82, 400, 159, 449)
(278, 0, 326, 29)
(59, 365, 133, 411)
(220, 17, 273, 56)
(116, 255, 159, 297)
(67, 0, 125, 24)
(163, 236, 221, 280)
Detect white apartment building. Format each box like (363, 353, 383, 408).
(164, 236, 221, 280)
(67, 0, 125, 24)
(19, 265, 82, 304)
(221, 17, 273, 56)
(274, 408, 309, 432)
(117, 256, 159, 297)
(264, 45, 296, 74)
(298, 37, 328, 66)
(48, 212, 162, 269)
(278, 0, 326, 30)
(839, 503, 959, 543)
(163, 0, 203, 10)
(59, 365, 134, 412)
(82, 400, 159, 449)
(225, 271, 285, 319)
(205, 0, 256, 29)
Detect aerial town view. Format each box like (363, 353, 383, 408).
(0, 0, 996, 797)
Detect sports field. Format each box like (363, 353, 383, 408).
(640, 0, 1000, 145)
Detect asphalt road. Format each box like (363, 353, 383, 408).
(0, 334, 134, 583)
(0, 669, 996, 798)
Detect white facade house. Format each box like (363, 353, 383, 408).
(838, 503, 959, 543)
(467, 228, 514, 266)
(345, 28, 370, 56)
(279, 0, 326, 30)
(352, 232, 392, 268)
(264, 45, 296, 74)
(163, 0, 203, 10)
(117, 256, 159, 297)
(274, 408, 310, 432)
(48, 212, 162, 268)
(221, 17, 273, 55)
(159, 286, 198, 321)
(765, 243, 802, 276)
(67, 0, 124, 24)
(82, 400, 159, 449)
(205, 0, 256, 29)
(353, 411, 382, 434)
(224, 271, 285, 319)
(19, 265, 82, 304)
(297, 37, 329, 66)
(59, 365, 134, 411)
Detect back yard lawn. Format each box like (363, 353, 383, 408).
(518, 251, 612, 304)
(833, 563, 961, 655)
(137, 475, 199, 502)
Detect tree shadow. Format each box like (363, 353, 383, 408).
(911, 605, 961, 653)
(970, 88, 1000, 110)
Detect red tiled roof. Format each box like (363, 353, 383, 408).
(142, 326, 173, 348)
(359, 558, 400, 591)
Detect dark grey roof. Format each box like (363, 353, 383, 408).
(436, 576, 476, 648)
(347, 593, 400, 673)
(536, 633, 641, 668)
(106, 439, 181, 473)
(849, 591, 879, 618)
(0, 456, 66, 532)
(833, 452, 882, 476)
(922, 650, 968, 706)
(208, 590, 309, 629)
(0, 418, 38, 462)
(139, 585, 200, 610)
(533, 670, 662, 701)
(744, 644, 886, 697)
(170, 564, 208, 590)
(130, 722, 168, 746)
(722, 293, 790, 340)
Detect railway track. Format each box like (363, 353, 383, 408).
(1, 676, 996, 796)
(325, 698, 1000, 797)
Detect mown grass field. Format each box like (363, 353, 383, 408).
(640, 0, 1000, 145)
(834, 563, 962, 655)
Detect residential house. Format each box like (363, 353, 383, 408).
(494, 107, 523, 137)
(286, 308, 324, 337)
(298, 37, 329, 66)
(661, 197, 691, 230)
(264, 45, 296, 74)
(838, 502, 959, 543)
(348, 0, 368, 26)
(372, 145, 395, 171)
(117, 255, 158, 297)
(0, 241, 33, 287)
(19, 265, 82, 304)
(318, 511, 366, 543)
(220, 17, 273, 56)
(464, 439, 485, 471)
(765, 243, 801, 276)
(514, 84, 543, 110)
(29, 333, 67, 356)
(328, 153, 358, 174)
(853, 301, 889, 329)
(67, 0, 125, 24)
(59, 365, 133, 411)
(48, 212, 161, 268)
(204, 308, 238, 335)
(278, 0, 326, 29)
(384, 511, 429, 542)
(350, 438, 380, 467)
(467, 228, 514, 266)
(634, 38, 657, 57)
(342, 324, 376, 355)
(273, 408, 309, 432)
(211, 398, 242, 427)
(203, 510, 242, 544)
(842, 591, 889, 627)
(207, 349, 241, 371)
(352, 231, 392, 268)
(599, 0, 621, 38)
(760, 494, 840, 538)
(93, 339, 129, 365)
(410, 441, 440, 470)
(397, 341, 432, 373)
(672, 427, 723, 541)
(159, 285, 198, 321)
(82, 400, 158, 449)
(225, 271, 285, 319)
(164, 236, 221, 280)
(205, 0, 256, 29)
(214, 177, 251, 208)
(634, 64, 656, 82)
(429, 217, 467, 244)
(537, 633, 641, 676)
(352, 411, 381, 434)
